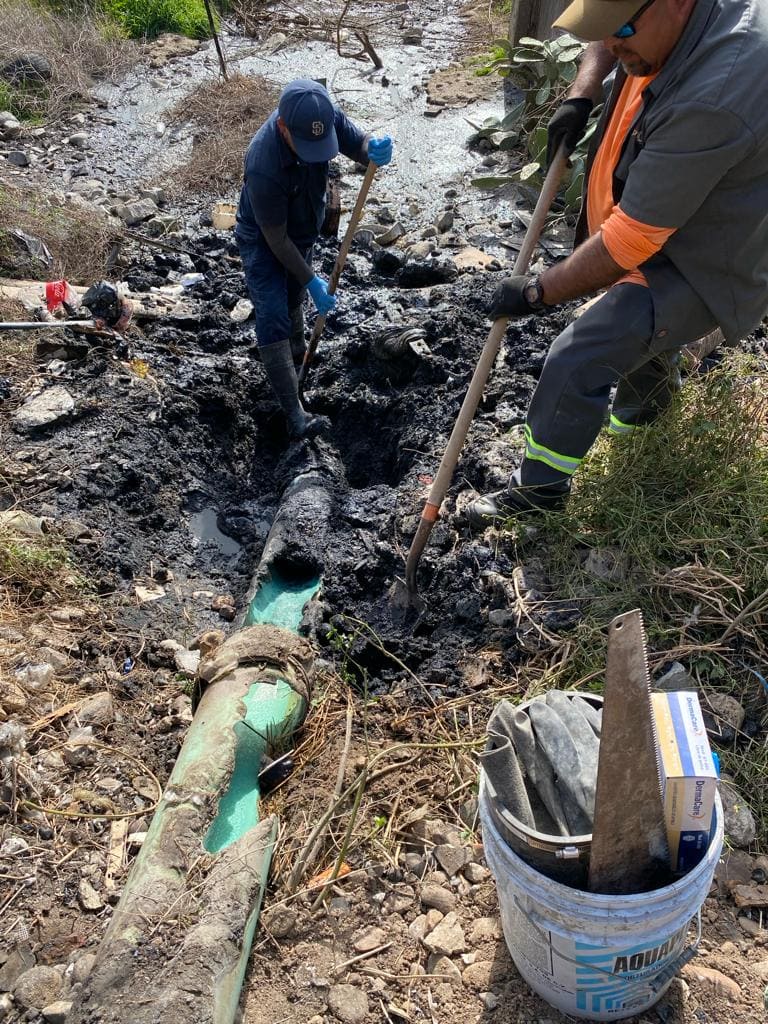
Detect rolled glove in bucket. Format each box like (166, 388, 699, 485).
(480, 692, 602, 888)
(480, 775, 724, 1021)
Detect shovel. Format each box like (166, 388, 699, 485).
(297, 160, 378, 392)
(396, 146, 569, 606)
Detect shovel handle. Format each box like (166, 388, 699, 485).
(404, 146, 569, 595)
(298, 160, 378, 389)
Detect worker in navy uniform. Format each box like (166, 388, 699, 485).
(236, 79, 392, 439)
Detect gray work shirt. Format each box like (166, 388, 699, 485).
(579, 0, 768, 344)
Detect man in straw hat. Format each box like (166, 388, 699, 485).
(467, 0, 768, 526)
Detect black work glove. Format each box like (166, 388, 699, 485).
(546, 97, 593, 168)
(489, 277, 545, 320)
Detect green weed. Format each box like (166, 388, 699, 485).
(103, 0, 214, 40)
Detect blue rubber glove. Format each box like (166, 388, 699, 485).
(367, 135, 393, 167)
(307, 275, 336, 316)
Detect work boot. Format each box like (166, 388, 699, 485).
(289, 305, 306, 365)
(260, 338, 329, 440)
(465, 480, 568, 530)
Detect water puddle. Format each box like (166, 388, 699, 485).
(189, 504, 242, 557)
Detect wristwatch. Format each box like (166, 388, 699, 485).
(523, 276, 546, 312)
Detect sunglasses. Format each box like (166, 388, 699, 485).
(614, 0, 657, 38)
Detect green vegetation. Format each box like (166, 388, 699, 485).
(103, 0, 214, 40)
(0, 530, 77, 605)
(504, 353, 768, 834)
(470, 34, 597, 209)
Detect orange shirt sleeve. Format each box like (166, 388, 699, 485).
(602, 205, 676, 270)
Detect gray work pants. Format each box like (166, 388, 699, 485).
(518, 281, 718, 490)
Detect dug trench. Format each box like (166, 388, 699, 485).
(3, 229, 555, 692)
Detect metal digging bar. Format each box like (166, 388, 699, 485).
(298, 159, 378, 393)
(399, 146, 569, 604)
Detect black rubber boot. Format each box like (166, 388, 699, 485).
(465, 481, 568, 529)
(260, 338, 328, 440)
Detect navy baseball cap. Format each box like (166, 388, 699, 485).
(278, 79, 339, 163)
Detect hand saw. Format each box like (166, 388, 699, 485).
(588, 609, 670, 894)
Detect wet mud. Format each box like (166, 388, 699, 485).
(3, 223, 562, 690)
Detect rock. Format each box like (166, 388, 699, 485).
(229, 298, 253, 323)
(424, 908, 443, 931)
(406, 240, 437, 258)
(703, 693, 745, 742)
(352, 925, 387, 952)
(0, 111, 21, 138)
(140, 187, 165, 205)
(583, 546, 627, 583)
(73, 691, 114, 728)
(436, 210, 454, 233)
(353, 228, 376, 248)
(327, 984, 369, 1024)
(15, 662, 55, 692)
(403, 851, 425, 875)
(62, 727, 96, 768)
(0, 721, 26, 762)
(375, 222, 405, 246)
(462, 959, 509, 990)
(433, 844, 469, 878)
(0, 942, 35, 990)
(737, 915, 764, 937)
(396, 257, 458, 288)
(423, 912, 466, 956)
(0, 992, 12, 1019)
(1, 53, 52, 85)
(2, 680, 27, 712)
(427, 954, 462, 985)
(421, 226, 438, 239)
(13, 387, 75, 432)
(262, 906, 297, 939)
(654, 662, 698, 692)
(720, 778, 757, 848)
(682, 964, 742, 1001)
(402, 27, 423, 44)
(0, 836, 29, 857)
(13, 966, 63, 1010)
(731, 884, 768, 908)
(749, 958, 768, 982)
(35, 647, 69, 672)
(42, 1001, 72, 1023)
(372, 249, 405, 276)
(464, 862, 490, 884)
(408, 914, 430, 941)
(78, 879, 104, 911)
(6, 150, 30, 167)
(144, 214, 182, 237)
(481, 991, 500, 1010)
(67, 132, 88, 148)
(70, 953, 96, 985)
(420, 882, 456, 914)
(114, 198, 158, 226)
(468, 917, 502, 944)
(173, 648, 200, 677)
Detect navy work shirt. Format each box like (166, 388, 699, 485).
(236, 108, 368, 249)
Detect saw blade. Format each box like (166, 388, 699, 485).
(588, 608, 670, 894)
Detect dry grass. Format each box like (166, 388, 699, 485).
(165, 73, 280, 194)
(0, 183, 121, 284)
(0, 0, 134, 121)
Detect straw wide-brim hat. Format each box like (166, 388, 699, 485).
(554, 0, 648, 41)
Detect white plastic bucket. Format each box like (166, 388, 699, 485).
(480, 776, 723, 1021)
